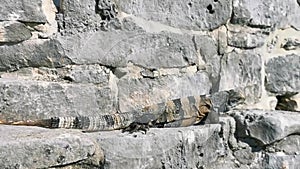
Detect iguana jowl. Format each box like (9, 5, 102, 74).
(0, 90, 245, 132)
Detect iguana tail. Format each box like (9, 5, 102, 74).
(0, 113, 135, 132)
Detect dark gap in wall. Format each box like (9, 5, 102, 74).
(53, 0, 63, 13)
(275, 92, 298, 111)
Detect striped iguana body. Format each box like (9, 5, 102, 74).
(0, 90, 245, 132)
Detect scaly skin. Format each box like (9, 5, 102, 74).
(0, 90, 245, 132)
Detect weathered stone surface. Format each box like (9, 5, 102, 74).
(0, 0, 47, 23)
(0, 125, 102, 169)
(219, 116, 239, 150)
(233, 147, 255, 165)
(0, 65, 115, 87)
(63, 65, 114, 85)
(116, 0, 232, 30)
(118, 72, 211, 112)
(0, 21, 32, 43)
(268, 135, 300, 155)
(59, 0, 102, 34)
(95, 125, 223, 169)
(232, 0, 300, 29)
(227, 24, 268, 49)
(193, 35, 220, 92)
(219, 50, 262, 104)
(265, 54, 300, 94)
(0, 78, 117, 122)
(0, 39, 72, 71)
(231, 110, 300, 145)
(59, 30, 203, 69)
(262, 153, 300, 169)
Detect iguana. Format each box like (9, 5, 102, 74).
(0, 90, 245, 133)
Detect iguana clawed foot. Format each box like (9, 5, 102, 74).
(122, 122, 151, 134)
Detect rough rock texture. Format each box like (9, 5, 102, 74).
(219, 50, 262, 104)
(0, 125, 103, 169)
(0, 124, 222, 169)
(230, 110, 300, 145)
(0, 39, 72, 71)
(0, 78, 117, 121)
(116, 0, 232, 31)
(265, 54, 300, 94)
(0, 0, 299, 168)
(0, 0, 47, 23)
(0, 21, 32, 43)
(232, 0, 300, 29)
(96, 125, 222, 169)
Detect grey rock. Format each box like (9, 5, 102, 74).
(219, 50, 262, 104)
(206, 160, 251, 169)
(0, 0, 47, 23)
(231, 110, 300, 145)
(63, 65, 114, 85)
(265, 54, 300, 94)
(270, 135, 300, 155)
(0, 39, 72, 71)
(0, 125, 102, 169)
(59, 0, 103, 34)
(193, 35, 220, 92)
(220, 116, 239, 150)
(95, 125, 223, 169)
(116, 0, 232, 31)
(0, 79, 117, 121)
(0, 65, 116, 87)
(263, 153, 300, 169)
(218, 26, 228, 55)
(233, 147, 255, 165)
(231, 0, 299, 29)
(0, 21, 32, 43)
(117, 72, 211, 112)
(227, 25, 268, 49)
(58, 30, 204, 69)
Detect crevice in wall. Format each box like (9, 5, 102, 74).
(275, 92, 299, 111)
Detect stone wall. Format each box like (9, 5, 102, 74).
(0, 0, 299, 168)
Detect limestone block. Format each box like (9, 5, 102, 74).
(116, 0, 232, 30)
(219, 50, 262, 104)
(58, 30, 203, 69)
(231, 110, 300, 145)
(265, 54, 300, 94)
(0, 125, 102, 169)
(117, 72, 211, 112)
(0, 21, 32, 43)
(95, 125, 223, 169)
(232, 0, 300, 29)
(193, 35, 220, 91)
(0, 39, 72, 71)
(268, 135, 300, 155)
(227, 24, 267, 49)
(0, 79, 117, 122)
(0, 0, 47, 23)
(58, 0, 103, 34)
(263, 153, 300, 169)
(63, 65, 114, 85)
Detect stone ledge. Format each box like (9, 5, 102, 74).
(0, 125, 101, 169)
(230, 109, 300, 145)
(0, 124, 222, 169)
